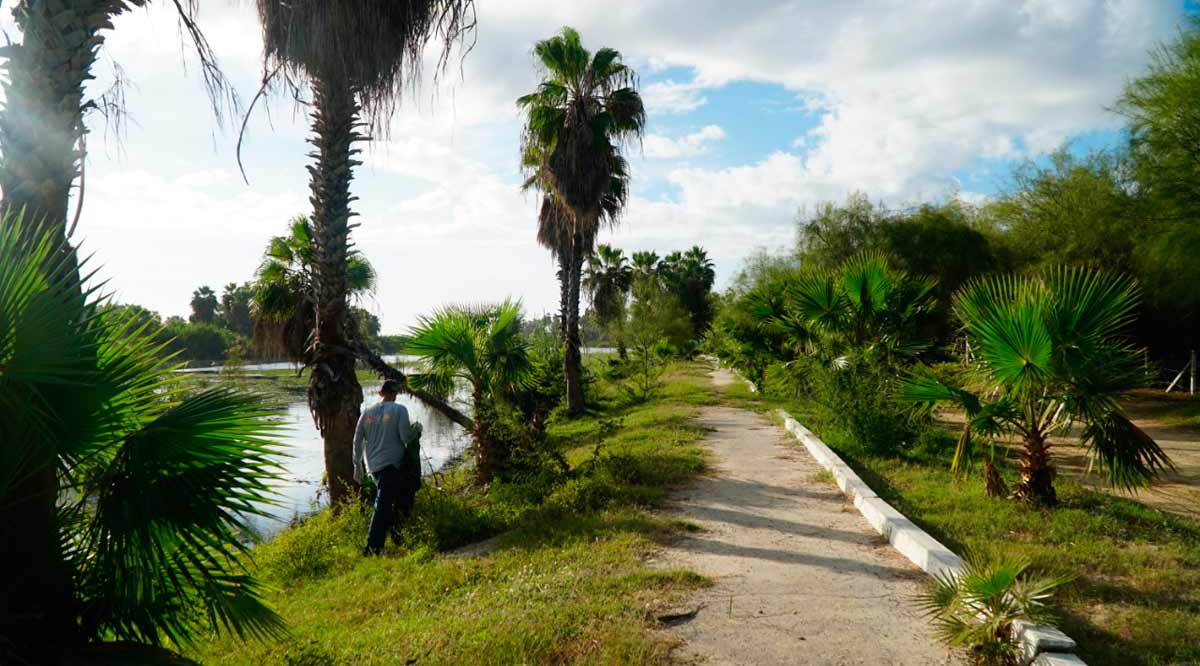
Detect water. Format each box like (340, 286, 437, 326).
(246, 380, 471, 537)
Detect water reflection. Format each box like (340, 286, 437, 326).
(247, 381, 471, 537)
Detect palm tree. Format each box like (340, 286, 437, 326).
(0, 212, 285, 663)
(406, 301, 534, 482)
(779, 252, 937, 366)
(0, 1, 230, 237)
(917, 551, 1069, 666)
(518, 26, 645, 416)
(583, 244, 633, 357)
(252, 1, 474, 505)
(631, 250, 661, 288)
(660, 245, 717, 336)
(899, 268, 1173, 505)
(251, 216, 472, 427)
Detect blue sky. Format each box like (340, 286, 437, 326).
(2, 1, 1192, 331)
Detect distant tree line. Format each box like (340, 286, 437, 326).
(104, 281, 388, 364)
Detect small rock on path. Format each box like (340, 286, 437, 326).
(654, 368, 960, 665)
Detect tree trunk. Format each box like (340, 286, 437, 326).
(471, 387, 505, 483)
(305, 73, 364, 508)
(983, 459, 1008, 498)
(556, 251, 569, 341)
(0, 2, 135, 658)
(564, 231, 586, 415)
(349, 337, 473, 430)
(1013, 431, 1057, 505)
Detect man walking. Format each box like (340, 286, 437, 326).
(353, 380, 420, 556)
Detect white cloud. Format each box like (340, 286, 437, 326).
(641, 79, 709, 113)
(12, 0, 1182, 325)
(643, 125, 726, 159)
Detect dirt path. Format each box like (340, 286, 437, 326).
(653, 368, 959, 665)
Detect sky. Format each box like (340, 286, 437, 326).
(1, 1, 1194, 332)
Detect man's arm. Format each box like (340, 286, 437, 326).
(395, 405, 417, 447)
(353, 411, 368, 483)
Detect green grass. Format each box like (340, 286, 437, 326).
(188, 361, 718, 666)
(761, 394, 1200, 666)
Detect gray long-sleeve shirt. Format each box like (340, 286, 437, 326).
(352, 401, 416, 480)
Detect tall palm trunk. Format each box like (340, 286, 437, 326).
(556, 254, 569, 341)
(563, 230, 586, 415)
(1014, 431, 1057, 505)
(305, 73, 363, 507)
(0, 2, 133, 656)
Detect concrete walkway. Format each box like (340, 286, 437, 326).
(654, 368, 960, 665)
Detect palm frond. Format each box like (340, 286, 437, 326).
(76, 388, 287, 645)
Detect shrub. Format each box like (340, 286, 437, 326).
(917, 551, 1070, 666)
(256, 506, 369, 586)
(398, 487, 497, 552)
(806, 360, 920, 456)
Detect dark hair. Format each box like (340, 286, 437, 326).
(380, 380, 402, 395)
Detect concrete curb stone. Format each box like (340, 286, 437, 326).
(769, 403, 1091, 666)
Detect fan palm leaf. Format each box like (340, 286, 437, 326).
(0, 212, 285, 661)
(407, 301, 532, 482)
(903, 268, 1170, 504)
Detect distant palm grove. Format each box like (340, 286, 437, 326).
(1, 1, 1199, 665)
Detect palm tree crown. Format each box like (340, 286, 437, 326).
(899, 267, 1172, 504)
(584, 244, 633, 323)
(406, 300, 533, 481)
(252, 216, 376, 362)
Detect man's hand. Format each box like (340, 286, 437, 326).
(411, 422, 423, 439)
(353, 467, 363, 484)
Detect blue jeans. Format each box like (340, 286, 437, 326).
(365, 465, 402, 555)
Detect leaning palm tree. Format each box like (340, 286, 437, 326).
(252, 1, 474, 505)
(406, 301, 534, 482)
(583, 244, 633, 357)
(0, 212, 285, 663)
(899, 268, 1172, 505)
(518, 26, 645, 415)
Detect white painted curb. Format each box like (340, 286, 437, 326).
(714, 361, 1089, 663)
(771, 406, 1089, 666)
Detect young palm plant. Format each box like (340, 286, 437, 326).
(583, 244, 633, 358)
(0, 213, 284, 663)
(899, 268, 1172, 505)
(775, 252, 938, 369)
(251, 1, 473, 505)
(519, 26, 645, 416)
(917, 551, 1070, 666)
(406, 301, 534, 483)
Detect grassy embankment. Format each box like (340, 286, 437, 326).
(737, 382, 1200, 666)
(189, 362, 719, 665)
